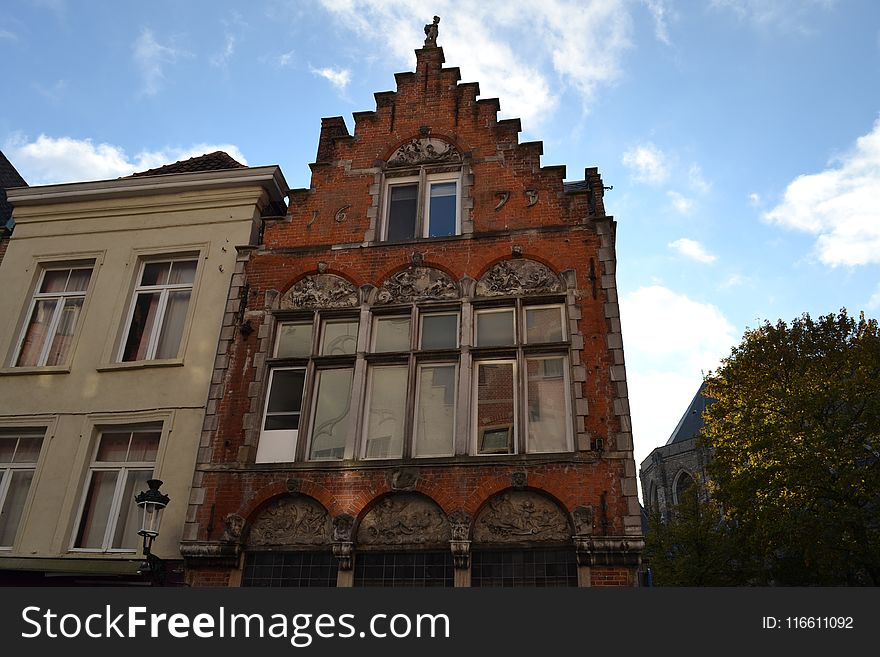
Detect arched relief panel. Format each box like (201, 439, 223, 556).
(473, 490, 572, 545)
(375, 266, 459, 305)
(355, 493, 451, 547)
(475, 259, 563, 297)
(245, 495, 332, 548)
(279, 274, 359, 309)
(385, 137, 462, 169)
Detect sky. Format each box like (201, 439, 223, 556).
(2, 0, 879, 497)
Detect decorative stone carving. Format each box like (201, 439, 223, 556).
(447, 511, 471, 541)
(525, 189, 539, 207)
(511, 472, 527, 489)
(287, 478, 302, 493)
(332, 514, 355, 542)
(246, 497, 331, 547)
(220, 513, 245, 542)
(473, 491, 571, 543)
(376, 266, 458, 304)
(423, 15, 440, 47)
(317, 261, 328, 274)
(475, 259, 562, 297)
(356, 495, 451, 546)
(494, 191, 509, 210)
(334, 205, 350, 223)
(390, 468, 419, 491)
(280, 274, 358, 309)
(572, 506, 594, 536)
(332, 541, 353, 571)
(387, 138, 460, 168)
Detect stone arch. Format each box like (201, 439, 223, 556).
(375, 265, 459, 305)
(354, 492, 451, 548)
(475, 258, 563, 297)
(472, 489, 572, 545)
(279, 273, 359, 309)
(243, 494, 332, 549)
(672, 470, 695, 506)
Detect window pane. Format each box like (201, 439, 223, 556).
(0, 470, 35, 546)
(127, 432, 160, 462)
(45, 297, 83, 366)
(0, 438, 15, 463)
(421, 314, 458, 349)
(373, 316, 411, 352)
(414, 365, 456, 457)
(75, 471, 119, 548)
(322, 321, 358, 356)
(364, 367, 408, 459)
(265, 369, 305, 430)
(96, 433, 132, 462)
(476, 310, 514, 347)
(66, 268, 92, 292)
(168, 260, 197, 285)
(427, 182, 457, 237)
(276, 322, 313, 358)
(309, 369, 353, 460)
(12, 436, 42, 463)
(387, 184, 417, 241)
(526, 358, 568, 453)
(476, 362, 515, 454)
(526, 307, 564, 343)
(141, 262, 171, 286)
(122, 291, 161, 361)
(16, 299, 58, 366)
(154, 289, 190, 359)
(40, 270, 68, 293)
(111, 470, 153, 549)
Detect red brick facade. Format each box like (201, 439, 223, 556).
(181, 43, 642, 587)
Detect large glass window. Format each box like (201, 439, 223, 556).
(73, 428, 159, 552)
(0, 431, 44, 548)
(14, 266, 93, 367)
(363, 366, 408, 459)
(120, 258, 196, 361)
(413, 364, 457, 457)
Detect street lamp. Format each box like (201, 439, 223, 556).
(135, 479, 170, 585)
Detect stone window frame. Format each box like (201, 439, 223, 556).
(672, 469, 695, 506)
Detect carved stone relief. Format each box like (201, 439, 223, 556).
(473, 491, 571, 544)
(475, 259, 563, 297)
(356, 495, 451, 546)
(376, 266, 458, 304)
(246, 496, 332, 547)
(572, 506, 594, 536)
(280, 274, 358, 309)
(525, 189, 539, 207)
(220, 513, 245, 542)
(387, 138, 460, 168)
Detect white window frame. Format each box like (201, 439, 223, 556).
(117, 256, 197, 362)
(255, 366, 307, 464)
(0, 431, 44, 550)
(380, 171, 461, 242)
(473, 359, 519, 456)
(522, 304, 567, 344)
(412, 361, 458, 458)
(70, 429, 160, 553)
(524, 354, 574, 454)
(12, 265, 93, 367)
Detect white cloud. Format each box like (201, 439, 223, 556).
(622, 142, 668, 184)
(132, 28, 187, 96)
(276, 50, 296, 67)
(667, 191, 695, 215)
(316, 1, 632, 127)
(668, 237, 717, 263)
(721, 273, 747, 288)
(0, 29, 18, 40)
(4, 134, 247, 185)
(620, 285, 737, 480)
(211, 34, 237, 68)
(688, 164, 711, 194)
(764, 118, 880, 266)
(710, 0, 836, 35)
(310, 66, 351, 91)
(867, 283, 880, 311)
(641, 0, 672, 45)
(748, 191, 762, 206)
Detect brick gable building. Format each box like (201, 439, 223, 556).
(181, 31, 642, 587)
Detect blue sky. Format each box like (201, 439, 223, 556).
(2, 0, 879, 491)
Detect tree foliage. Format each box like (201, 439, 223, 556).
(703, 309, 880, 585)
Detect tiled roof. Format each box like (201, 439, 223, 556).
(666, 382, 717, 445)
(0, 150, 28, 230)
(129, 151, 246, 177)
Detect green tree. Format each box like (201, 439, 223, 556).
(703, 310, 880, 585)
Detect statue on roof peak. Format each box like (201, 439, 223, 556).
(423, 16, 440, 47)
